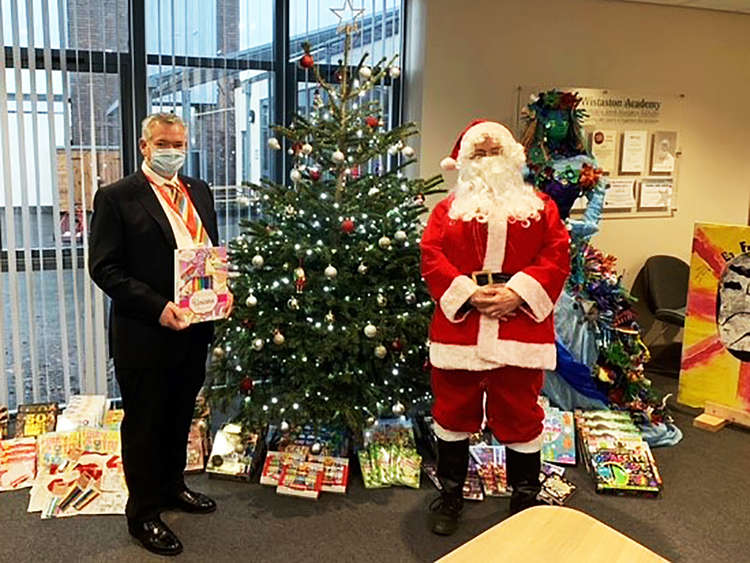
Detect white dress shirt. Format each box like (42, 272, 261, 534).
(142, 160, 203, 249)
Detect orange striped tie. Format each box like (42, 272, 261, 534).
(165, 180, 209, 245)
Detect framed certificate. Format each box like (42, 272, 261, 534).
(639, 179, 673, 209)
(650, 131, 677, 174)
(590, 129, 617, 174)
(619, 131, 647, 174)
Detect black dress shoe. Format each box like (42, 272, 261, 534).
(169, 489, 217, 514)
(128, 518, 183, 556)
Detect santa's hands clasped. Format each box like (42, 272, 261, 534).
(470, 285, 523, 321)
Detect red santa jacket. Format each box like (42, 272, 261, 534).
(420, 193, 570, 371)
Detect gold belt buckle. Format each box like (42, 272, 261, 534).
(472, 270, 493, 286)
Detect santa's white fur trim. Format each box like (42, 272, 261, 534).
(506, 271, 554, 323)
(440, 156, 457, 171)
(483, 214, 507, 271)
(432, 421, 472, 442)
(439, 275, 478, 323)
(429, 340, 557, 371)
(506, 433, 543, 453)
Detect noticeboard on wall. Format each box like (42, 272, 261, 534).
(516, 86, 685, 219)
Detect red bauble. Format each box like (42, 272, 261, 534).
(300, 54, 314, 69)
(309, 168, 321, 181)
(423, 359, 431, 372)
(350, 166, 360, 179)
(291, 142, 303, 154)
(240, 377, 254, 394)
(391, 338, 403, 352)
(366, 116, 379, 128)
(341, 219, 355, 234)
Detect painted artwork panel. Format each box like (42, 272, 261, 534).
(678, 223, 750, 411)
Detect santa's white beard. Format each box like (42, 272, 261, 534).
(448, 155, 544, 224)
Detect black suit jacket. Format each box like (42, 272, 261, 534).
(89, 170, 219, 369)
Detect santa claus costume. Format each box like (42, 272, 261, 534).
(421, 120, 570, 535)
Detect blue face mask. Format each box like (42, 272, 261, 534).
(149, 148, 186, 177)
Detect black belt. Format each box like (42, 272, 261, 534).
(471, 271, 511, 286)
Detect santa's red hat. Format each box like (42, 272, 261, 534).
(440, 120, 517, 171)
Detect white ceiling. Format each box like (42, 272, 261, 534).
(617, 0, 750, 14)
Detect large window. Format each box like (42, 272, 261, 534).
(0, 0, 405, 410)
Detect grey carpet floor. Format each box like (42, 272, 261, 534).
(1, 373, 748, 563)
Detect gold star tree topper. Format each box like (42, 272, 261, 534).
(331, 0, 365, 32)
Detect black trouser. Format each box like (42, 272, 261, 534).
(115, 330, 209, 525)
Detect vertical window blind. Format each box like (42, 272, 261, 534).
(0, 0, 403, 411)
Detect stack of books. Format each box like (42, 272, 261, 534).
(575, 410, 662, 497)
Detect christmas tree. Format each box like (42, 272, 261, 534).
(521, 90, 665, 421)
(209, 15, 444, 436)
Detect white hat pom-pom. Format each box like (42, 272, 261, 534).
(440, 157, 457, 171)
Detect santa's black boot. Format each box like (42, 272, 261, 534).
(429, 438, 469, 536)
(506, 448, 542, 515)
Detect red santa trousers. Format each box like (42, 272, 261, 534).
(431, 365, 545, 446)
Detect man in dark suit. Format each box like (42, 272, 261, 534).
(89, 113, 227, 556)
